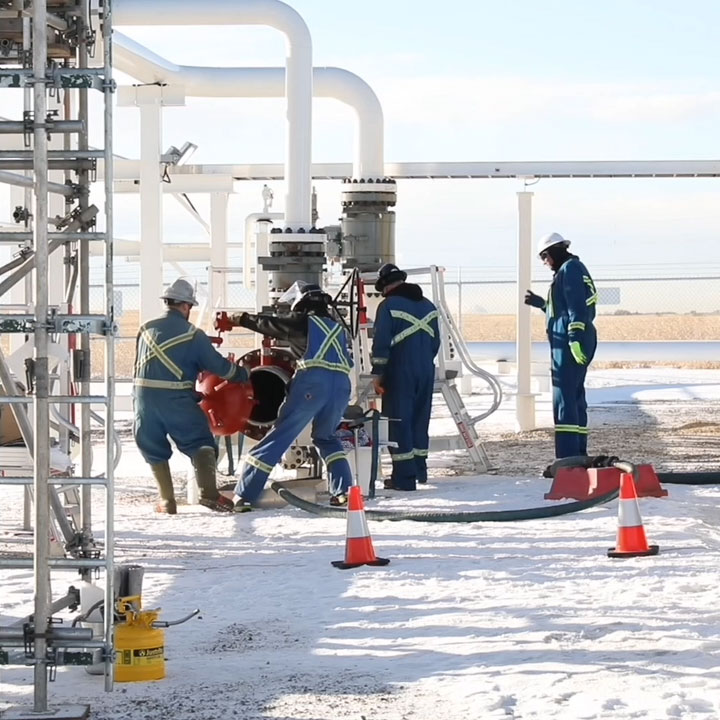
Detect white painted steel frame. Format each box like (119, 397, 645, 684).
(114, 0, 314, 227)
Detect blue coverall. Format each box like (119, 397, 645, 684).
(371, 284, 440, 490)
(133, 308, 241, 465)
(235, 313, 354, 503)
(544, 257, 598, 458)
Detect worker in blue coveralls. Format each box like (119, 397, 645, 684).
(524, 232, 598, 459)
(371, 264, 440, 491)
(133, 278, 248, 514)
(227, 282, 354, 510)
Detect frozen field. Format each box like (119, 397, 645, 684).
(2, 368, 720, 719)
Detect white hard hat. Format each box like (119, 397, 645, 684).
(160, 277, 198, 306)
(279, 280, 328, 311)
(537, 232, 571, 256)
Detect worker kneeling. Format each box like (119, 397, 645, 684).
(228, 282, 354, 510)
(133, 278, 248, 514)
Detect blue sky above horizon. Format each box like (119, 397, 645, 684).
(3, 0, 720, 281)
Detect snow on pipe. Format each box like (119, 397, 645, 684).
(113, 0, 312, 228)
(113, 32, 385, 179)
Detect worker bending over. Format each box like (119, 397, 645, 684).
(133, 278, 247, 514)
(228, 282, 354, 509)
(371, 264, 440, 491)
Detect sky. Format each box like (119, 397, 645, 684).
(3, 0, 720, 284)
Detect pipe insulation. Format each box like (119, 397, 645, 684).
(114, 0, 313, 226)
(113, 31, 384, 179)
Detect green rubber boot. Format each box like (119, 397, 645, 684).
(150, 461, 177, 514)
(192, 446, 234, 512)
(192, 446, 220, 502)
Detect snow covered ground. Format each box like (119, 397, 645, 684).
(2, 368, 720, 719)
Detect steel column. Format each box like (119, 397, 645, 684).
(31, 0, 52, 709)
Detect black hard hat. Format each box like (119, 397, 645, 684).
(374, 263, 407, 293)
(292, 283, 331, 313)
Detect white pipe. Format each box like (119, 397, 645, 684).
(114, 0, 313, 227)
(515, 191, 536, 432)
(139, 90, 164, 322)
(114, 32, 384, 178)
(244, 212, 282, 287)
(88, 240, 213, 260)
(210, 193, 229, 308)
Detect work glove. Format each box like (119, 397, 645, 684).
(231, 363, 250, 383)
(231, 312, 251, 328)
(372, 376, 385, 395)
(569, 341, 588, 366)
(524, 290, 545, 309)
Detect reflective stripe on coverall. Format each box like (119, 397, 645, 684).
(546, 258, 598, 458)
(371, 289, 440, 490)
(235, 315, 354, 502)
(132, 308, 240, 465)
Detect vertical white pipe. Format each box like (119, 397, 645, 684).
(113, 0, 314, 227)
(255, 227, 270, 311)
(209, 192, 229, 308)
(283, 14, 311, 227)
(243, 212, 282, 289)
(515, 191, 536, 432)
(139, 91, 164, 322)
(113, 34, 385, 180)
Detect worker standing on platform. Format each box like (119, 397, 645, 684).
(371, 264, 440, 491)
(133, 278, 247, 514)
(227, 282, 354, 509)
(524, 232, 598, 459)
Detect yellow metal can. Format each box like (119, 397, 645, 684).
(114, 596, 166, 682)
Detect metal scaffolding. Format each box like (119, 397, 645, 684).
(0, 0, 115, 716)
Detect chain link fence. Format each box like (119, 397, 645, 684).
(91, 269, 720, 379)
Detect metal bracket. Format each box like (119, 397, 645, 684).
(53, 314, 116, 335)
(58, 650, 95, 666)
(47, 647, 58, 681)
(0, 314, 117, 335)
(0, 317, 33, 333)
(22, 622, 33, 657)
(54, 204, 98, 233)
(12, 205, 31, 225)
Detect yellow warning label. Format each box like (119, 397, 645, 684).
(118, 646, 164, 666)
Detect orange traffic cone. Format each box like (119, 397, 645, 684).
(607, 473, 659, 558)
(332, 486, 390, 569)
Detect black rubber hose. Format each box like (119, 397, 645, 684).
(368, 409, 379, 500)
(271, 481, 619, 523)
(225, 435, 235, 476)
(657, 472, 720, 485)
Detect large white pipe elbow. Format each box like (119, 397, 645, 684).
(114, 33, 384, 179)
(114, 0, 312, 227)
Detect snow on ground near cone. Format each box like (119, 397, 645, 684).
(2, 368, 720, 719)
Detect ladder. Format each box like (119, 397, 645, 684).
(433, 378, 493, 472)
(0, 0, 116, 715)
